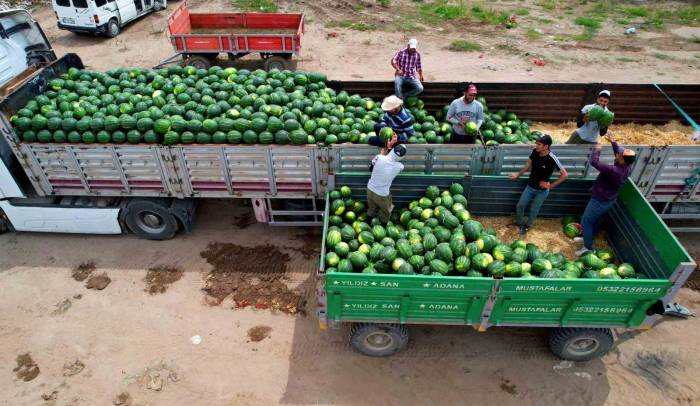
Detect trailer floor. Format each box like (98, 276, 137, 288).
(0, 200, 699, 406)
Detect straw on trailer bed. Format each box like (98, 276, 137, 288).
(479, 216, 610, 260)
(534, 120, 699, 146)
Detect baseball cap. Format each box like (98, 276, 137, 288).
(392, 144, 407, 158)
(381, 95, 403, 111)
(536, 134, 553, 146)
(408, 38, 418, 49)
(598, 90, 611, 99)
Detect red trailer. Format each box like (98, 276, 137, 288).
(157, 2, 304, 70)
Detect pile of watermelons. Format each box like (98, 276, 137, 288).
(324, 184, 639, 279)
(10, 65, 539, 146)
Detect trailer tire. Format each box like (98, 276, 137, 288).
(125, 200, 178, 240)
(186, 56, 212, 70)
(350, 323, 408, 357)
(264, 56, 287, 71)
(106, 19, 120, 38)
(549, 328, 613, 361)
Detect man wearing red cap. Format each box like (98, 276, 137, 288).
(575, 135, 636, 257)
(446, 83, 484, 144)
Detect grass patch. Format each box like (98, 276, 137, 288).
(514, 7, 529, 16)
(496, 43, 522, 55)
(622, 6, 649, 18)
(449, 39, 482, 51)
(417, 0, 468, 24)
(325, 20, 376, 31)
(470, 4, 510, 25)
(538, 17, 553, 24)
(536, 0, 556, 11)
(676, 5, 700, 24)
(526, 28, 543, 39)
(396, 16, 423, 32)
(377, 0, 391, 7)
(695, 54, 700, 59)
(553, 34, 569, 42)
(575, 16, 602, 31)
(691, 35, 700, 44)
(573, 30, 594, 42)
(616, 57, 639, 63)
(232, 0, 277, 12)
(652, 53, 673, 60)
(615, 17, 630, 26)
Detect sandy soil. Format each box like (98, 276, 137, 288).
(1, 200, 699, 406)
(30, 0, 700, 83)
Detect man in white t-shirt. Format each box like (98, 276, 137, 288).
(366, 136, 407, 224)
(567, 90, 611, 144)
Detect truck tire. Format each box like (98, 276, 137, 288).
(185, 55, 212, 70)
(549, 328, 613, 361)
(350, 323, 408, 357)
(106, 19, 120, 38)
(124, 200, 178, 240)
(264, 56, 287, 71)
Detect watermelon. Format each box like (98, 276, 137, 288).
(326, 230, 342, 248)
(531, 258, 552, 274)
(504, 262, 522, 277)
(487, 260, 506, 277)
(471, 253, 493, 271)
(464, 121, 478, 135)
(564, 223, 582, 238)
(598, 267, 618, 279)
(429, 259, 449, 275)
(492, 244, 513, 262)
(435, 243, 453, 262)
(463, 220, 483, 241)
(349, 252, 368, 269)
(337, 259, 353, 273)
(617, 263, 636, 278)
(325, 252, 340, 267)
(454, 255, 470, 273)
(449, 182, 464, 196)
(596, 248, 615, 262)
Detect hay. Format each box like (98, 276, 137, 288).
(479, 216, 609, 260)
(533, 120, 699, 146)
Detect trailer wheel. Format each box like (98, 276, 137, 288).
(106, 19, 120, 38)
(264, 56, 287, 71)
(185, 56, 212, 70)
(125, 200, 178, 240)
(549, 328, 614, 361)
(350, 323, 408, 357)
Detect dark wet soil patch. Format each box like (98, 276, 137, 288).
(200, 242, 303, 314)
(144, 265, 184, 295)
(247, 325, 272, 342)
(13, 353, 40, 382)
(71, 261, 96, 282)
(85, 273, 111, 290)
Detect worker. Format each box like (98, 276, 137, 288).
(509, 134, 568, 235)
(446, 83, 484, 144)
(567, 90, 612, 144)
(575, 135, 636, 257)
(366, 136, 407, 224)
(368, 95, 415, 147)
(391, 38, 424, 100)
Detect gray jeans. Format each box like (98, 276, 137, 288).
(394, 75, 424, 100)
(367, 189, 394, 223)
(566, 131, 596, 145)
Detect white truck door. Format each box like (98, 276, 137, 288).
(0, 200, 122, 234)
(52, 0, 79, 27)
(0, 154, 24, 199)
(114, 0, 137, 23)
(70, 0, 96, 28)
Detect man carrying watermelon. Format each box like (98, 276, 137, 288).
(368, 95, 415, 147)
(366, 137, 407, 224)
(575, 135, 636, 257)
(446, 83, 484, 144)
(510, 134, 569, 235)
(391, 38, 425, 100)
(567, 90, 612, 144)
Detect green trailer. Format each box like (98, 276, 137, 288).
(317, 173, 696, 361)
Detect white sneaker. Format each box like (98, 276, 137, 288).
(575, 247, 590, 257)
(573, 237, 584, 244)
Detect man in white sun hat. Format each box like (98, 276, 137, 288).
(368, 95, 415, 147)
(391, 38, 425, 100)
(567, 90, 612, 144)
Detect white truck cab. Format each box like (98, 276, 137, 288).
(52, 0, 167, 38)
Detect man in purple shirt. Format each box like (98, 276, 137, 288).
(575, 135, 636, 257)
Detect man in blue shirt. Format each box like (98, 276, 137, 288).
(368, 95, 415, 147)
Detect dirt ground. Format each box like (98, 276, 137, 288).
(29, 0, 700, 83)
(0, 199, 699, 406)
(2, 1, 700, 405)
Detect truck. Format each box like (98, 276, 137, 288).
(1, 8, 698, 241)
(316, 172, 697, 361)
(52, 0, 167, 37)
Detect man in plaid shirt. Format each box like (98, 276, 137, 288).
(391, 38, 425, 100)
